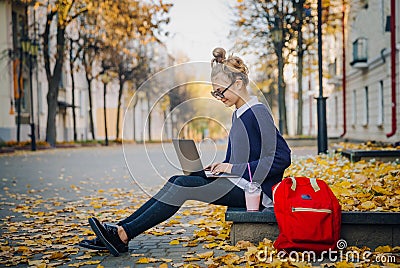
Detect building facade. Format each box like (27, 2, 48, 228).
(0, 0, 173, 144)
(290, 0, 399, 142)
(324, 0, 399, 142)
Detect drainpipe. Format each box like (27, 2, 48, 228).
(386, 0, 397, 138)
(340, 0, 347, 138)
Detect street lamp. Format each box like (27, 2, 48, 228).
(101, 72, 111, 146)
(271, 17, 286, 134)
(315, 0, 328, 154)
(21, 37, 39, 151)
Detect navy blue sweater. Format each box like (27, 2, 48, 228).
(224, 104, 291, 198)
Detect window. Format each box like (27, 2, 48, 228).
(377, 81, 384, 126)
(385, 16, 391, 32)
(12, 11, 26, 52)
(328, 59, 337, 77)
(351, 38, 368, 66)
(352, 90, 357, 126)
(363, 87, 369, 126)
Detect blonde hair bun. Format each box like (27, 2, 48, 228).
(212, 47, 226, 64)
(211, 47, 249, 86)
(226, 56, 248, 75)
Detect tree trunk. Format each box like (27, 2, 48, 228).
(296, 0, 305, 136)
(103, 83, 108, 146)
(132, 95, 138, 141)
(281, 84, 288, 135)
(45, 27, 65, 146)
(116, 78, 124, 140)
(277, 45, 288, 135)
(16, 53, 23, 143)
(70, 42, 77, 141)
(146, 92, 152, 142)
(296, 49, 304, 136)
(45, 79, 59, 146)
(85, 74, 95, 140)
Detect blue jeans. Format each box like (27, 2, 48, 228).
(118, 175, 247, 240)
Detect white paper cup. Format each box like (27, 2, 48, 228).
(244, 182, 262, 212)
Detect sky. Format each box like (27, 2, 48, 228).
(163, 0, 237, 62)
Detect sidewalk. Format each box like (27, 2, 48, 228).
(0, 144, 320, 267)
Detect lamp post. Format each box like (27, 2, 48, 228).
(21, 37, 39, 151)
(16, 42, 23, 143)
(271, 17, 285, 134)
(137, 91, 146, 142)
(101, 72, 111, 146)
(315, 0, 328, 154)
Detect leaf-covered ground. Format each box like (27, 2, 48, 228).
(284, 154, 400, 212)
(0, 153, 399, 267)
(332, 141, 400, 151)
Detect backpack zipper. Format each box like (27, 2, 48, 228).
(292, 207, 332, 213)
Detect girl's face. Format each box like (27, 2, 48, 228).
(211, 74, 243, 108)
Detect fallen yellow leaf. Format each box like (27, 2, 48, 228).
(203, 242, 219, 249)
(196, 251, 214, 259)
(169, 240, 180, 245)
(360, 201, 376, 210)
(183, 257, 201, 262)
(136, 258, 150, 264)
(375, 245, 391, 253)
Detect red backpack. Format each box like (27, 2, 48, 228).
(272, 177, 341, 252)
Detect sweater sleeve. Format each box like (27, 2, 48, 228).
(223, 112, 235, 163)
(223, 139, 231, 163)
(230, 106, 288, 182)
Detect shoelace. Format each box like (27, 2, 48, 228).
(104, 224, 117, 235)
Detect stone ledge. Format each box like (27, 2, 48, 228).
(226, 207, 400, 224)
(226, 208, 400, 249)
(340, 149, 400, 162)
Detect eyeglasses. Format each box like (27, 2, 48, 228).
(211, 80, 236, 99)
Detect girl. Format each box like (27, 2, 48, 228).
(82, 48, 291, 256)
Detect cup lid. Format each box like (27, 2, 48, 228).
(245, 181, 261, 193)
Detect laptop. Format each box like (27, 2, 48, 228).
(172, 139, 240, 178)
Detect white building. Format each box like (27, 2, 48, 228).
(289, 0, 399, 142)
(323, 0, 399, 142)
(0, 0, 89, 143)
(0, 0, 173, 144)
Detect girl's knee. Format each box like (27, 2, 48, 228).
(168, 175, 181, 184)
(173, 176, 191, 187)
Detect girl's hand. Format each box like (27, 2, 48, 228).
(209, 163, 232, 174)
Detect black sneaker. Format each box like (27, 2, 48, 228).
(78, 224, 128, 252)
(88, 217, 128, 257)
(79, 237, 106, 250)
(103, 224, 128, 253)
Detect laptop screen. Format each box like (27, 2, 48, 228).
(172, 139, 205, 176)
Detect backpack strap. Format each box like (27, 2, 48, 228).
(310, 178, 320, 192)
(290, 177, 297, 191)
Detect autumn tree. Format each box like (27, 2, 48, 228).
(112, 43, 152, 140)
(293, 0, 344, 135)
(231, 0, 297, 135)
(67, 36, 83, 142)
(232, 0, 345, 136)
(80, 0, 171, 141)
(37, 0, 87, 146)
(292, 0, 314, 135)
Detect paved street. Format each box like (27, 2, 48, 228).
(0, 143, 317, 267)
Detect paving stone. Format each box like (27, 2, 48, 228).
(2, 145, 352, 268)
(130, 248, 150, 254)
